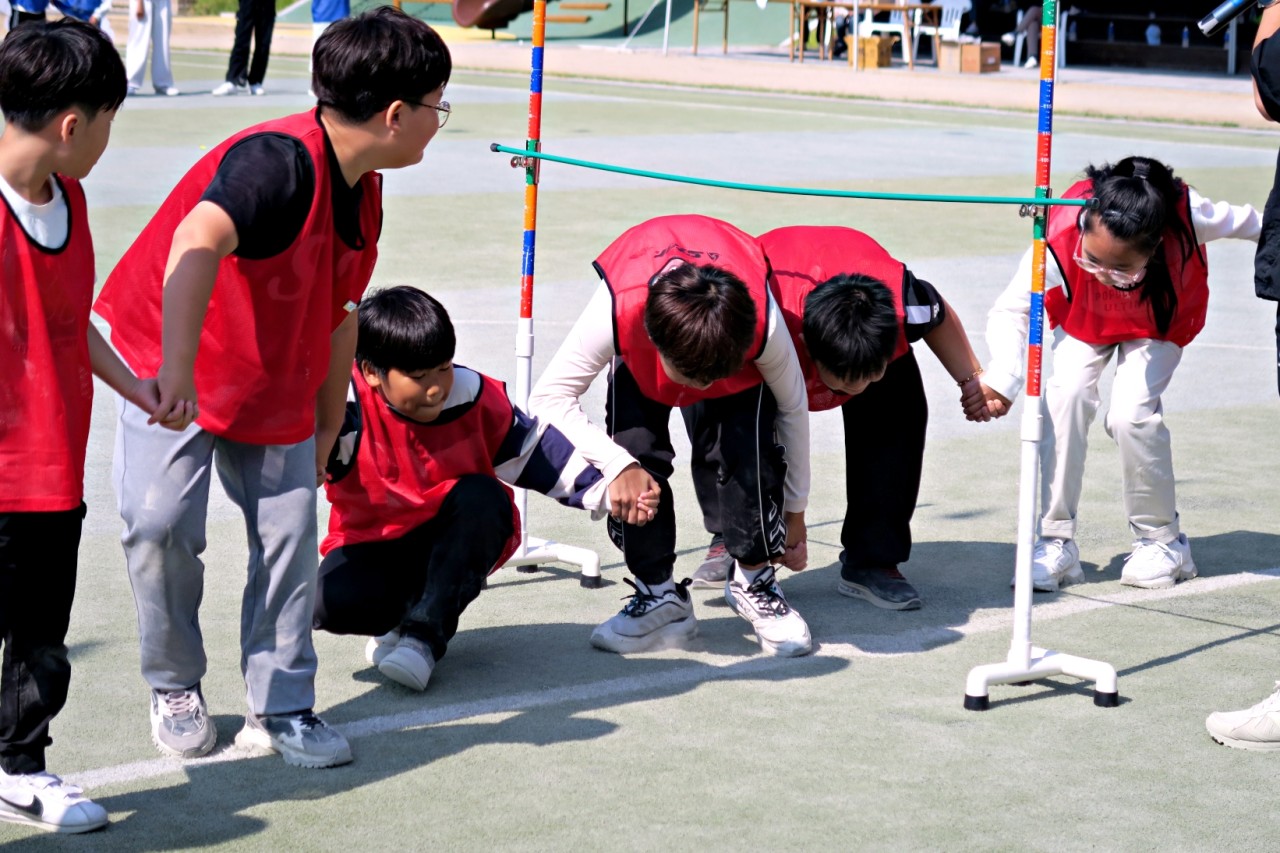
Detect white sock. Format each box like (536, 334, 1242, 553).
(645, 578, 677, 596)
(734, 562, 768, 585)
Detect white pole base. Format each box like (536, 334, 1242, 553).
(502, 535, 604, 588)
(963, 646, 1119, 711)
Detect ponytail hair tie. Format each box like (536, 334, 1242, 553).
(1131, 161, 1150, 181)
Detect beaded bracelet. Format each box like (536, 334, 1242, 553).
(956, 367, 984, 387)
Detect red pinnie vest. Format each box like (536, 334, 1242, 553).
(95, 110, 383, 445)
(0, 176, 95, 511)
(593, 215, 769, 408)
(322, 365, 522, 569)
(1045, 180, 1208, 347)
(759, 226, 910, 412)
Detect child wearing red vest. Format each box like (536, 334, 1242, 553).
(313, 288, 638, 691)
(93, 7, 452, 769)
(686, 226, 988, 611)
(983, 156, 1260, 592)
(0, 21, 168, 835)
(531, 215, 813, 658)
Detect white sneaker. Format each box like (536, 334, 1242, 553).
(211, 81, 244, 96)
(1120, 533, 1196, 589)
(1023, 56, 1039, 68)
(0, 770, 108, 834)
(725, 566, 812, 657)
(378, 635, 435, 691)
(1206, 683, 1280, 751)
(250, 84, 266, 96)
(157, 86, 180, 96)
(590, 578, 697, 654)
(1000, 31, 1015, 45)
(364, 630, 400, 666)
(1013, 537, 1083, 592)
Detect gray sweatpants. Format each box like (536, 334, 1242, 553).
(111, 398, 319, 716)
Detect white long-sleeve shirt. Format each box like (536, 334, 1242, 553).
(529, 281, 811, 513)
(985, 189, 1263, 402)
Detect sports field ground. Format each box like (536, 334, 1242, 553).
(3, 42, 1280, 850)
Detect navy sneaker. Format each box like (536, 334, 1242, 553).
(837, 559, 922, 611)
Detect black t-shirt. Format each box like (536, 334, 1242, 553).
(200, 114, 367, 260)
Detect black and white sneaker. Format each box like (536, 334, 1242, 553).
(234, 710, 353, 768)
(590, 578, 697, 653)
(725, 566, 812, 657)
(0, 770, 108, 834)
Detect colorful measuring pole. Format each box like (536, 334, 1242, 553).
(513, 0, 545, 554)
(1008, 0, 1058, 668)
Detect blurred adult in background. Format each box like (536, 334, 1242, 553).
(125, 0, 177, 96)
(212, 0, 273, 96)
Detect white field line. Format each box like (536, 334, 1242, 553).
(67, 565, 1280, 792)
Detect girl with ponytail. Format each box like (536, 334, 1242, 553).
(981, 156, 1260, 592)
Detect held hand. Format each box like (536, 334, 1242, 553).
(150, 364, 198, 427)
(959, 376, 991, 422)
(608, 463, 661, 527)
(635, 486, 660, 523)
(132, 378, 195, 432)
(979, 382, 1012, 420)
(777, 510, 808, 571)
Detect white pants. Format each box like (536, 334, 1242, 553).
(1039, 330, 1183, 545)
(125, 0, 172, 90)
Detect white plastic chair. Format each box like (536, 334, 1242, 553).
(858, 1, 921, 59)
(913, 0, 970, 60)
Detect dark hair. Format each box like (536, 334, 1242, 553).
(643, 263, 757, 387)
(357, 286, 456, 374)
(802, 274, 899, 382)
(1083, 156, 1193, 336)
(0, 20, 126, 132)
(313, 6, 452, 124)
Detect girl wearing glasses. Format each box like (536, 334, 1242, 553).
(980, 156, 1260, 593)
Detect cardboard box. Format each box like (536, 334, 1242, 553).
(938, 40, 1002, 73)
(849, 34, 896, 68)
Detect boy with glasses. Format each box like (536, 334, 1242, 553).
(93, 6, 451, 769)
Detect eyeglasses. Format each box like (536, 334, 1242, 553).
(1072, 232, 1150, 289)
(416, 99, 450, 128)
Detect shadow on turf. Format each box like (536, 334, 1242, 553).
(51, 641, 847, 851)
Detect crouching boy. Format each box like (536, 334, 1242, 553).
(313, 287, 647, 691)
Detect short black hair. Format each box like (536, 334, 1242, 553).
(357, 286, 456, 374)
(802, 274, 899, 382)
(0, 20, 127, 132)
(643, 263, 757, 387)
(313, 6, 452, 124)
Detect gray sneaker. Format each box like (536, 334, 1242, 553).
(234, 710, 353, 768)
(378, 635, 435, 692)
(690, 534, 733, 589)
(150, 686, 217, 759)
